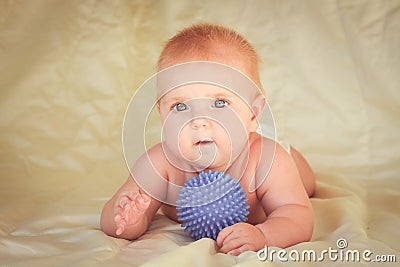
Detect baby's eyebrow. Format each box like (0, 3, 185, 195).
(212, 92, 232, 99)
(160, 96, 184, 105)
(159, 91, 234, 105)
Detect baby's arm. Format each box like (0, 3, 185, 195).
(254, 143, 313, 246)
(218, 143, 313, 254)
(100, 175, 161, 239)
(100, 144, 168, 240)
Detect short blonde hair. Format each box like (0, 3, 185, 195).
(157, 23, 261, 88)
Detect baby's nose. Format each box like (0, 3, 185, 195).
(190, 117, 210, 129)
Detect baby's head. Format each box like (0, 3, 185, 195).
(156, 24, 266, 171)
(157, 23, 262, 89)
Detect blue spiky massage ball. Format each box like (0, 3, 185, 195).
(176, 170, 249, 240)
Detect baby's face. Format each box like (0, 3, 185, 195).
(158, 83, 257, 171)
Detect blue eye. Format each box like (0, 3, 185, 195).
(214, 99, 228, 108)
(174, 102, 188, 112)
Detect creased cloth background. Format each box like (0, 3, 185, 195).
(0, 0, 399, 266)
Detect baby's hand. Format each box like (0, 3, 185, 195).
(217, 222, 266, 256)
(113, 190, 151, 236)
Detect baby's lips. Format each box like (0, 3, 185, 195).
(193, 138, 214, 145)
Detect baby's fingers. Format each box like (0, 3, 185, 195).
(115, 219, 126, 235)
(135, 194, 151, 212)
(118, 192, 135, 208)
(114, 202, 132, 223)
(217, 225, 234, 247)
(139, 190, 151, 202)
(114, 213, 122, 223)
(227, 244, 252, 256)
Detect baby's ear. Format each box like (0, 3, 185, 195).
(251, 94, 267, 121)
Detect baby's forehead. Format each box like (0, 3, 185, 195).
(162, 83, 237, 96)
(158, 83, 252, 105)
(156, 61, 261, 105)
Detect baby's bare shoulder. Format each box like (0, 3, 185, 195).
(132, 143, 176, 180)
(249, 134, 292, 167)
(251, 134, 295, 195)
(145, 143, 165, 159)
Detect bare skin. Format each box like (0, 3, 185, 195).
(101, 133, 315, 254)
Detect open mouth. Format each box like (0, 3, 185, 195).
(194, 139, 214, 146)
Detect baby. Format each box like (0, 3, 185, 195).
(100, 23, 316, 256)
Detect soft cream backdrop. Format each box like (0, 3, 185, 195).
(0, 1, 399, 266)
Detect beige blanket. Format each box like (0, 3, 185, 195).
(0, 1, 399, 266)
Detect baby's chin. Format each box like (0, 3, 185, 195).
(191, 163, 229, 174)
(191, 155, 232, 173)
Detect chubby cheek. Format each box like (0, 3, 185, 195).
(214, 129, 232, 156)
(239, 109, 257, 133)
